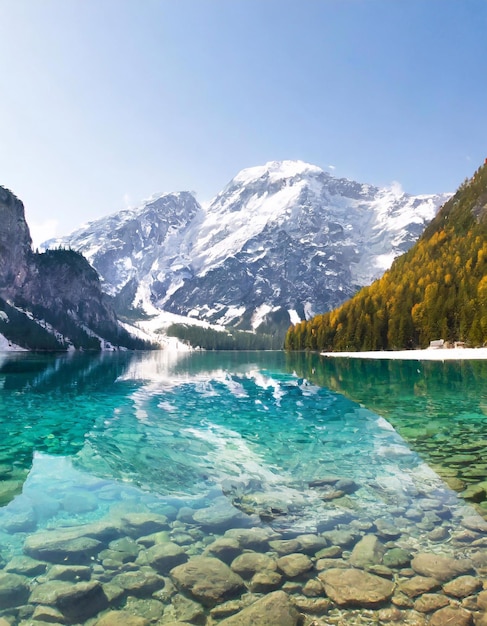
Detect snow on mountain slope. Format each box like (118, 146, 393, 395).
(45, 161, 450, 329)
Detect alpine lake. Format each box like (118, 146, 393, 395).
(1, 350, 487, 626)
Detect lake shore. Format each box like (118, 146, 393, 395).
(321, 347, 487, 360)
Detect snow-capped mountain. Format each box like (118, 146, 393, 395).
(45, 161, 450, 330)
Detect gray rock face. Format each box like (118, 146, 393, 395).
(0, 186, 32, 295)
(47, 162, 449, 329)
(0, 185, 145, 350)
(170, 556, 245, 606)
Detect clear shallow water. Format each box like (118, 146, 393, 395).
(287, 353, 487, 516)
(1, 351, 486, 625)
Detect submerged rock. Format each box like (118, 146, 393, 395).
(231, 552, 277, 578)
(218, 590, 299, 625)
(170, 556, 245, 606)
(349, 534, 385, 569)
(0, 571, 30, 608)
(23, 531, 102, 564)
(411, 553, 474, 582)
(143, 541, 188, 574)
(94, 610, 150, 626)
(429, 606, 473, 626)
(442, 575, 483, 598)
(193, 498, 251, 531)
(277, 553, 313, 578)
(319, 568, 395, 607)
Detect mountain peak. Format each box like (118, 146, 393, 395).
(232, 160, 325, 186)
(48, 161, 449, 332)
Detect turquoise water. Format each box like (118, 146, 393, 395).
(287, 353, 487, 513)
(1, 350, 486, 624)
(0, 350, 479, 546)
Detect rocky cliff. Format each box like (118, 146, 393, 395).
(0, 186, 149, 350)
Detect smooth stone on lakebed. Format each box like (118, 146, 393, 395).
(411, 552, 474, 582)
(94, 610, 150, 626)
(442, 575, 483, 598)
(462, 515, 487, 533)
(382, 547, 411, 569)
(413, 593, 450, 613)
(318, 568, 395, 607)
(349, 534, 385, 569)
(121, 513, 169, 536)
(269, 539, 301, 555)
(143, 541, 188, 574)
(231, 552, 277, 578)
(112, 569, 164, 597)
(46, 564, 91, 582)
(399, 576, 441, 598)
(0, 479, 24, 505)
(429, 606, 474, 626)
(277, 553, 313, 578)
(295, 533, 328, 554)
(193, 499, 251, 531)
(204, 537, 241, 563)
(31, 580, 109, 623)
(170, 556, 245, 607)
(23, 532, 101, 564)
(224, 527, 277, 550)
(218, 590, 299, 626)
(0, 572, 30, 608)
(249, 570, 282, 593)
(4, 555, 47, 576)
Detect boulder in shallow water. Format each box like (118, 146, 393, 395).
(399, 575, 441, 598)
(277, 553, 313, 578)
(170, 556, 245, 607)
(4, 555, 47, 576)
(411, 552, 474, 582)
(112, 569, 164, 597)
(319, 568, 395, 607)
(144, 541, 188, 574)
(193, 498, 251, 531)
(94, 610, 150, 626)
(231, 552, 276, 578)
(413, 592, 449, 613)
(203, 537, 241, 563)
(429, 606, 473, 626)
(0, 572, 30, 608)
(349, 534, 385, 569)
(0, 479, 24, 505)
(121, 512, 169, 536)
(31, 579, 109, 623)
(442, 575, 483, 598)
(218, 590, 299, 626)
(23, 531, 102, 564)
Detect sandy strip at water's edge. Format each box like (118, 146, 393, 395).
(321, 347, 487, 360)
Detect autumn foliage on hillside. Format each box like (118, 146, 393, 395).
(285, 161, 487, 351)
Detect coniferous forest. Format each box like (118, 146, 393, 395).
(285, 160, 487, 351)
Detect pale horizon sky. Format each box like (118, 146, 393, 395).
(1, 0, 486, 247)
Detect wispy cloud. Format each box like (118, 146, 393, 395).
(328, 164, 336, 171)
(30, 219, 59, 249)
(123, 192, 131, 208)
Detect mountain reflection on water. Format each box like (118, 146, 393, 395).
(287, 352, 487, 516)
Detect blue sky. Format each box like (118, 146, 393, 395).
(0, 0, 486, 245)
